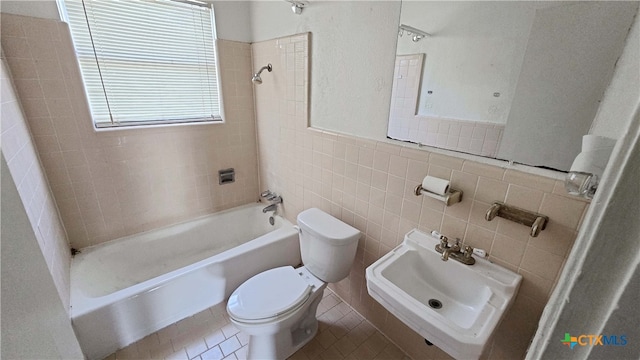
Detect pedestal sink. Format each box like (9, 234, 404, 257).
(366, 229, 522, 359)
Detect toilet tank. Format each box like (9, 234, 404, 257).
(297, 208, 361, 283)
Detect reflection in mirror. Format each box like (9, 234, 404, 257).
(387, 1, 638, 171)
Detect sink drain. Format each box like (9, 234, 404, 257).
(428, 299, 443, 309)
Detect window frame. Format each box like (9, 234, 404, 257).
(59, 0, 225, 131)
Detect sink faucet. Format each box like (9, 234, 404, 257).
(441, 242, 460, 261)
(433, 233, 475, 265)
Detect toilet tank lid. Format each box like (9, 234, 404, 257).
(297, 208, 361, 244)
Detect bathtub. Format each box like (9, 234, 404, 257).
(70, 203, 301, 360)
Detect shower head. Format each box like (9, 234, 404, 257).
(251, 74, 263, 84)
(252, 63, 272, 84)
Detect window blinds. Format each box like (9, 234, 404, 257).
(65, 0, 222, 128)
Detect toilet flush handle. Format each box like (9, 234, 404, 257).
(293, 225, 301, 233)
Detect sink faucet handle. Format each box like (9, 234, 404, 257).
(463, 245, 474, 258)
(439, 236, 448, 248)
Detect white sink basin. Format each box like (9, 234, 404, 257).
(366, 229, 522, 359)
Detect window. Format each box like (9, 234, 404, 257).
(64, 0, 222, 128)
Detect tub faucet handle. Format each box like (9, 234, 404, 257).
(261, 190, 273, 198)
(270, 195, 283, 203)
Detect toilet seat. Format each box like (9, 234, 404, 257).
(227, 266, 312, 322)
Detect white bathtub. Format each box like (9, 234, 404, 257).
(70, 203, 301, 360)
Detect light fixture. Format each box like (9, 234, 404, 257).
(398, 24, 431, 42)
(285, 0, 308, 15)
(565, 135, 616, 198)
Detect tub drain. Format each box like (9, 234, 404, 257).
(428, 299, 442, 309)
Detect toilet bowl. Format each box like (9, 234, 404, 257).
(228, 266, 325, 359)
(226, 208, 361, 359)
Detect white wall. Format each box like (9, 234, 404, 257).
(212, 1, 252, 43)
(0, 0, 60, 19)
(590, 6, 640, 139)
(1, 155, 84, 360)
(497, 1, 637, 171)
(528, 10, 640, 357)
(527, 100, 640, 359)
(0, 0, 254, 43)
(397, 1, 536, 124)
(249, 1, 401, 140)
(248, 0, 638, 173)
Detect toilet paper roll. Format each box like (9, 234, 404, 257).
(421, 176, 450, 196)
(581, 135, 616, 152)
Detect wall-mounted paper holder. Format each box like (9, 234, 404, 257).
(485, 201, 549, 237)
(414, 184, 463, 206)
(218, 168, 235, 185)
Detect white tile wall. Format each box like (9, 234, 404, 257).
(1, 56, 72, 309)
(414, 116, 504, 157)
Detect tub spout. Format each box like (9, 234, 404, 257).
(263, 204, 278, 213)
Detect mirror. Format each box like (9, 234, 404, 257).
(387, 1, 638, 171)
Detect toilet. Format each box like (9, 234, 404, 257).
(226, 208, 361, 360)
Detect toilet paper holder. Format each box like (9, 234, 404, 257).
(414, 184, 463, 206)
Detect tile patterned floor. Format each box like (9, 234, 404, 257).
(104, 290, 410, 360)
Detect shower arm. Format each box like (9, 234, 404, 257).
(256, 64, 272, 76)
(252, 63, 273, 84)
